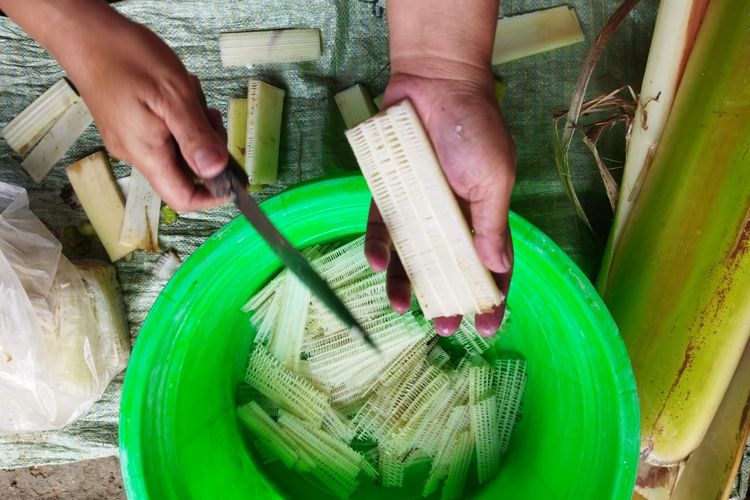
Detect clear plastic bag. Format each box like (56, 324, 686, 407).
(0, 182, 130, 432)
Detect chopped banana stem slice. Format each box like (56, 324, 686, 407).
(469, 365, 495, 402)
(423, 405, 469, 497)
(323, 407, 357, 443)
(441, 430, 474, 500)
(219, 29, 321, 66)
(450, 318, 491, 356)
(22, 98, 93, 182)
(244, 271, 285, 313)
(379, 445, 405, 488)
(335, 84, 377, 128)
(345, 99, 502, 318)
(245, 347, 330, 425)
(239, 239, 529, 498)
(494, 359, 527, 454)
(279, 412, 361, 497)
(269, 271, 310, 372)
(238, 402, 301, 469)
(116, 176, 130, 199)
(119, 168, 161, 252)
(2, 79, 79, 155)
(296, 415, 371, 474)
(492, 6, 584, 65)
(426, 344, 451, 368)
(245, 80, 285, 185)
(471, 395, 500, 484)
(254, 291, 281, 345)
(65, 152, 135, 261)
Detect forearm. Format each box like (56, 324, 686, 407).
(0, 0, 122, 72)
(386, 0, 499, 81)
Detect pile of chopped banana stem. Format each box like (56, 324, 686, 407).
(238, 237, 526, 499)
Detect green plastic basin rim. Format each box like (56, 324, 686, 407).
(119, 174, 639, 500)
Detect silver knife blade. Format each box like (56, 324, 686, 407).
(205, 157, 378, 351)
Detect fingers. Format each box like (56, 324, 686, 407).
(160, 75, 227, 180)
(189, 74, 209, 111)
(207, 107, 227, 141)
(368, 203, 412, 312)
(386, 250, 411, 313)
(475, 306, 504, 336)
(470, 181, 513, 274)
(139, 140, 224, 212)
(111, 104, 227, 212)
(475, 235, 513, 336)
(365, 202, 391, 271)
(434, 315, 462, 336)
(191, 76, 227, 141)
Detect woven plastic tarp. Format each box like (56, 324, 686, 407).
(0, 0, 657, 468)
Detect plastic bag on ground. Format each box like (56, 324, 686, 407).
(0, 182, 130, 432)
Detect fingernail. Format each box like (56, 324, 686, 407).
(434, 316, 462, 336)
(476, 306, 502, 336)
(365, 240, 390, 271)
(194, 147, 223, 176)
(391, 300, 410, 314)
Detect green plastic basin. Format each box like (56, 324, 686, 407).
(119, 175, 639, 499)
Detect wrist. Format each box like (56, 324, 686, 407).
(390, 54, 492, 86)
(3, 0, 124, 70)
(41, 2, 124, 65)
(386, 0, 498, 83)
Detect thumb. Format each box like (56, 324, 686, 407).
(162, 89, 227, 179)
(469, 184, 513, 275)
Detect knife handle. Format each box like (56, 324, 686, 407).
(203, 155, 249, 199)
(204, 169, 233, 199)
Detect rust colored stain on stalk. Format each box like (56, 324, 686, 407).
(728, 209, 750, 261)
(671, 340, 697, 394)
(644, 339, 698, 452)
(677, 0, 711, 83)
(710, 210, 750, 318)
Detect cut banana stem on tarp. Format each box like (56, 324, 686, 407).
(335, 84, 377, 129)
(245, 80, 285, 185)
(21, 98, 93, 182)
(1, 79, 79, 156)
(345, 100, 502, 319)
(219, 29, 321, 66)
(65, 152, 135, 261)
(492, 6, 584, 65)
(119, 168, 161, 252)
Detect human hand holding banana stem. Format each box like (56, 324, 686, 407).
(367, 0, 516, 335)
